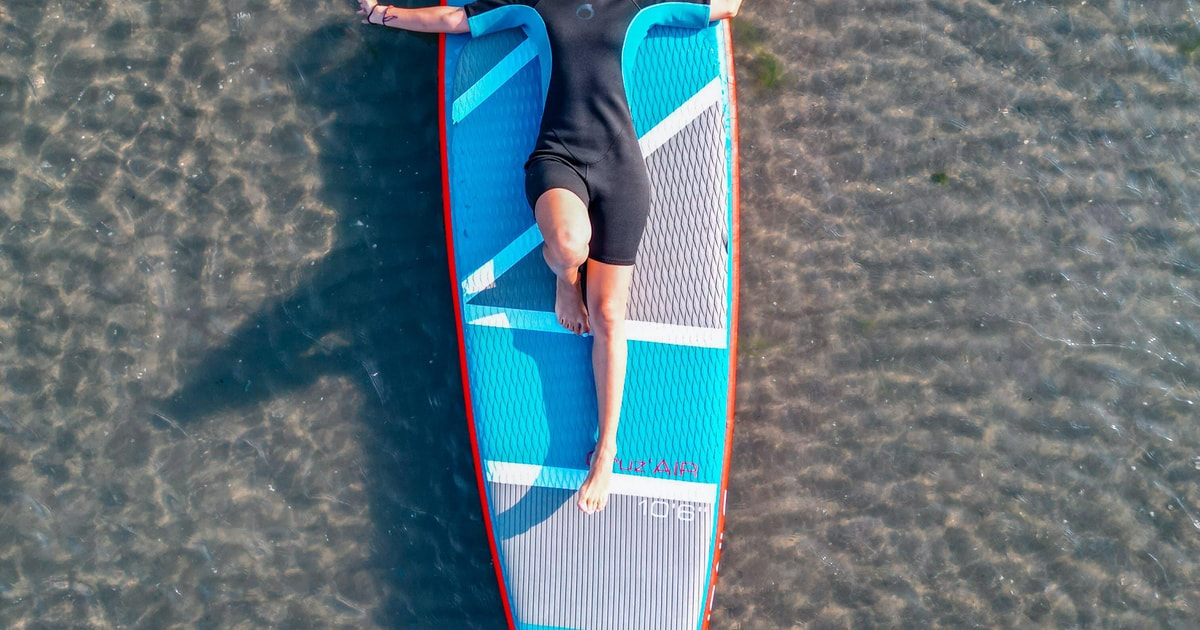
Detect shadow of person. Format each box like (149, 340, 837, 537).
(450, 243, 598, 540)
(492, 324, 596, 540)
(148, 22, 503, 628)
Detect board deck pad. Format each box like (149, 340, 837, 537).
(440, 9, 738, 629)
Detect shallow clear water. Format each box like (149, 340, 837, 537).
(2, 0, 1199, 627)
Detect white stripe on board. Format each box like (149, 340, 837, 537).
(460, 225, 544, 299)
(464, 304, 727, 348)
(637, 78, 723, 157)
(485, 460, 718, 503)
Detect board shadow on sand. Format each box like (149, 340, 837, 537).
(146, 24, 504, 628)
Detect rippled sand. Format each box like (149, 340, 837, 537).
(2, 0, 1200, 627)
(3, 0, 495, 626)
(718, 0, 1200, 626)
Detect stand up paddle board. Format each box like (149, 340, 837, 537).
(439, 6, 739, 628)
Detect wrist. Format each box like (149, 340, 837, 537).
(369, 3, 387, 25)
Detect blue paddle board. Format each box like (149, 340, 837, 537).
(438, 6, 739, 628)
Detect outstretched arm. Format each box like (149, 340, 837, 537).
(709, 0, 741, 21)
(357, 0, 470, 33)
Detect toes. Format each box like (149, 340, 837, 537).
(576, 491, 607, 514)
(558, 315, 588, 335)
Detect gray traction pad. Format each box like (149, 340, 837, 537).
(487, 481, 716, 630)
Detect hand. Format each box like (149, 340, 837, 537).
(357, 0, 384, 25)
(711, 0, 741, 20)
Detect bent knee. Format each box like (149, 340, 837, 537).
(550, 224, 590, 255)
(544, 227, 590, 267)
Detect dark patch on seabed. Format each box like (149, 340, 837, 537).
(1, 1, 498, 626)
(2, 0, 1200, 627)
(721, 0, 1200, 627)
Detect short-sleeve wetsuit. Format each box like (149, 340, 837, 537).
(463, 0, 712, 266)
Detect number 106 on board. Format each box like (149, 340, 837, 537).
(638, 499, 705, 522)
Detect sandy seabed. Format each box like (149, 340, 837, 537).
(718, 0, 1200, 627)
(2, 0, 1200, 627)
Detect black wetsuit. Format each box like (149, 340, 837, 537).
(464, 0, 711, 265)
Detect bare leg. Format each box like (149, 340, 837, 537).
(534, 189, 591, 335)
(577, 258, 634, 514)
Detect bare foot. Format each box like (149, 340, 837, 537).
(555, 275, 590, 335)
(577, 448, 615, 514)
